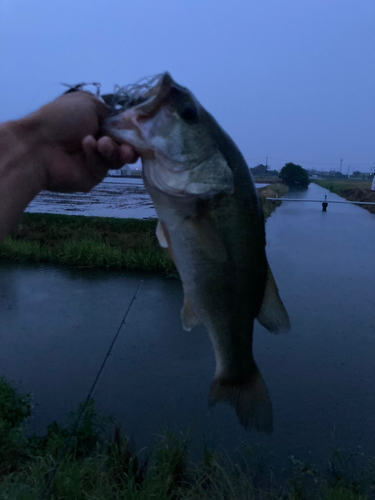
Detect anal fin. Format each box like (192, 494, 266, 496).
(257, 264, 290, 334)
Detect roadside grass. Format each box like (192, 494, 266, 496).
(258, 183, 289, 219)
(0, 184, 289, 272)
(314, 180, 375, 214)
(0, 377, 372, 500)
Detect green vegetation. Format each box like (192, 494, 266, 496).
(252, 177, 283, 184)
(0, 185, 289, 271)
(279, 163, 310, 188)
(314, 180, 375, 214)
(0, 377, 372, 499)
(314, 179, 371, 194)
(0, 213, 175, 274)
(258, 183, 289, 219)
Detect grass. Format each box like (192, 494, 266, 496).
(258, 183, 289, 219)
(0, 184, 289, 272)
(0, 214, 175, 274)
(0, 377, 372, 499)
(314, 180, 375, 214)
(253, 177, 283, 184)
(314, 180, 372, 194)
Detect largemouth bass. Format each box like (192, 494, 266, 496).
(102, 73, 290, 432)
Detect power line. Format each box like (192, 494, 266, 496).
(246, 156, 374, 168)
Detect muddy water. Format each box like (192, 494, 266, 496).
(1, 183, 375, 468)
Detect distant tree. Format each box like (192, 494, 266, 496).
(332, 171, 347, 179)
(267, 169, 280, 177)
(352, 170, 362, 178)
(279, 162, 310, 188)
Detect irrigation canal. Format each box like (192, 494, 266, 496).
(0, 182, 374, 469)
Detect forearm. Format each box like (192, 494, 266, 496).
(0, 119, 46, 243)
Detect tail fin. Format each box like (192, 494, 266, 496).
(208, 371, 273, 433)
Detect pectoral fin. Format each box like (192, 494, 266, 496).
(257, 264, 290, 334)
(156, 220, 168, 248)
(181, 296, 200, 331)
(156, 220, 178, 265)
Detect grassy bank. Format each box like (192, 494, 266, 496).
(0, 184, 288, 272)
(314, 180, 375, 214)
(258, 183, 289, 218)
(253, 177, 283, 184)
(0, 377, 372, 500)
(0, 214, 175, 274)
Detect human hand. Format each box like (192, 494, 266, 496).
(25, 91, 139, 192)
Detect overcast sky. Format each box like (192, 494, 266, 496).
(1, 0, 374, 172)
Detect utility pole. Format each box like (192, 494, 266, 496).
(340, 159, 343, 173)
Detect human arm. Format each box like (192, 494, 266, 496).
(0, 91, 138, 243)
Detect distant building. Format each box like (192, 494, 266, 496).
(107, 169, 122, 177)
(107, 160, 142, 177)
(121, 165, 132, 176)
(250, 164, 268, 176)
(371, 176, 375, 191)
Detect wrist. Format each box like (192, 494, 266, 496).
(1, 115, 48, 191)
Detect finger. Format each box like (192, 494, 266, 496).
(82, 134, 98, 154)
(119, 143, 139, 164)
(97, 136, 115, 159)
(97, 136, 139, 167)
(82, 135, 112, 185)
(97, 136, 125, 169)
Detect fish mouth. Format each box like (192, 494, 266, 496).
(101, 72, 177, 147)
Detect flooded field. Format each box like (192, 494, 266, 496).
(26, 177, 269, 219)
(26, 177, 157, 219)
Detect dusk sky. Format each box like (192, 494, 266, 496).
(1, 0, 374, 173)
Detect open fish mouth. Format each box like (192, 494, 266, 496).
(101, 73, 173, 116)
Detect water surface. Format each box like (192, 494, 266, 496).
(1, 183, 374, 468)
(26, 177, 268, 219)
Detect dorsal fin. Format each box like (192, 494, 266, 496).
(257, 264, 290, 334)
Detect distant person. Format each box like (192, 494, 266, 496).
(0, 91, 138, 243)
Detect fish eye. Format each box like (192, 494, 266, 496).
(180, 105, 198, 122)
